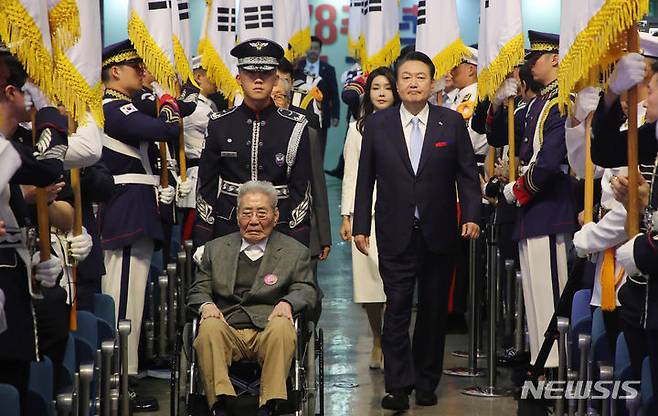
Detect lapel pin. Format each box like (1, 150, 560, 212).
(438, 121, 444, 126)
(263, 274, 278, 286)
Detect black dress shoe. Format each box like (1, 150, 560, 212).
(498, 347, 530, 367)
(129, 390, 159, 413)
(381, 390, 409, 411)
(415, 390, 438, 406)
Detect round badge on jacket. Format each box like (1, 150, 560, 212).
(264, 274, 278, 286)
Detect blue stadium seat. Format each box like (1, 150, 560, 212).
(60, 334, 76, 389)
(0, 384, 20, 416)
(591, 308, 613, 375)
(614, 333, 633, 416)
(569, 289, 592, 369)
(93, 294, 116, 330)
(28, 356, 53, 404)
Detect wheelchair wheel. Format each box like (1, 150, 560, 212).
(303, 321, 316, 416)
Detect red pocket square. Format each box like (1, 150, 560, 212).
(435, 141, 449, 148)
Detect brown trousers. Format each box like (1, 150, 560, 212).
(193, 316, 297, 408)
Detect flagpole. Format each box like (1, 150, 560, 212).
(627, 27, 640, 236)
(507, 97, 516, 182)
(584, 111, 595, 224)
(68, 115, 81, 331)
(157, 101, 169, 188)
(179, 119, 186, 181)
(31, 108, 47, 299)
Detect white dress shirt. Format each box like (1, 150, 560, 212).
(240, 237, 269, 261)
(399, 102, 429, 155)
(305, 60, 320, 77)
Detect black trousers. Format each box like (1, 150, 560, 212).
(378, 225, 455, 393)
(33, 286, 70, 391)
(0, 360, 30, 416)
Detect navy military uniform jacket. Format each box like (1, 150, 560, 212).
(0, 108, 68, 362)
(98, 88, 181, 250)
(194, 103, 312, 247)
(590, 96, 658, 330)
(508, 81, 576, 240)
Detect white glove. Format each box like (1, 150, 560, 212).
(21, 81, 49, 112)
(193, 245, 205, 266)
(616, 235, 641, 277)
(609, 53, 646, 95)
(493, 78, 519, 107)
(32, 252, 62, 288)
(66, 226, 93, 262)
(158, 185, 175, 205)
(574, 87, 602, 123)
(503, 182, 517, 205)
(176, 177, 194, 200)
(150, 82, 166, 99)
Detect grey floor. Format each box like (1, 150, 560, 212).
(139, 176, 520, 415)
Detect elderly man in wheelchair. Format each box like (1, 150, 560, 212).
(188, 180, 318, 416)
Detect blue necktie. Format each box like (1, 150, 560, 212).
(410, 117, 423, 174)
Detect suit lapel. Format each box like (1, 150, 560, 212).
(225, 234, 241, 295)
(394, 109, 414, 175)
(417, 105, 443, 176)
(250, 232, 283, 293)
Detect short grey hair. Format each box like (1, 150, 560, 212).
(237, 180, 279, 209)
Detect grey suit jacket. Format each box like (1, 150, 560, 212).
(307, 125, 332, 256)
(187, 230, 318, 329)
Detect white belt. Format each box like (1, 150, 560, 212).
(113, 173, 159, 186)
(104, 136, 142, 160)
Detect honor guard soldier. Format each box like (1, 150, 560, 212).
(0, 50, 69, 410)
(98, 39, 180, 411)
(194, 39, 312, 248)
(502, 31, 576, 370)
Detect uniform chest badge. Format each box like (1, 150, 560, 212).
(275, 153, 285, 167)
(263, 274, 278, 286)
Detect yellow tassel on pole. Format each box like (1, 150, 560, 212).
(507, 98, 516, 182)
(627, 28, 640, 237)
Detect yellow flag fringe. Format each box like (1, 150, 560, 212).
(0, 0, 55, 101)
(128, 9, 180, 96)
(361, 32, 401, 73)
(199, 38, 241, 102)
(477, 33, 524, 101)
(285, 27, 311, 62)
(52, 47, 104, 127)
(432, 38, 472, 79)
(347, 35, 361, 60)
(48, 0, 80, 51)
(558, 0, 649, 112)
(173, 34, 197, 86)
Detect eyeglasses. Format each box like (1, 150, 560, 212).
(119, 60, 144, 74)
(239, 210, 271, 221)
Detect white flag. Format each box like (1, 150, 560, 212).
(477, 0, 524, 101)
(360, 0, 400, 73)
(52, 0, 102, 126)
(238, 0, 274, 42)
(416, 0, 470, 79)
(0, 0, 55, 99)
(171, 0, 194, 83)
(274, 0, 311, 62)
(200, 0, 241, 101)
(558, 0, 647, 109)
(347, 0, 363, 59)
(128, 0, 179, 95)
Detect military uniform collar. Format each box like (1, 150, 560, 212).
(540, 79, 558, 97)
(239, 101, 276, 120)
(104, 88, 132, 102)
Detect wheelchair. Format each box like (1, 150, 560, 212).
(171, 309, 324, 416)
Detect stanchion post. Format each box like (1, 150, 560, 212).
(167, 263, 177, 346)
(158, 273, 169, 357)
(72, 373, 80, 416)
(556, 317, 570, 415)
(145, 280, 155, 361)
(118, 320, 131, 416)
(504, 260, 515, 338)
(515, 270, 525, 353)
(443, 237, 484, 377)
(183, 240, 194, 295)
(568, 369, 578, 416)
(463, 224, 512, 397)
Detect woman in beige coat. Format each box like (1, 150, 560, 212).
(340, 67, 400, 369)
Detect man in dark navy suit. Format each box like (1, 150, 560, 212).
(295, 36, 340, 155)
(352, 51, 481, 411)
